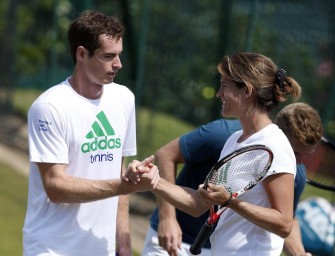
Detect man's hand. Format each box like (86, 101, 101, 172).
(157, 218, 182, 256)
(123, 155, 154, 184)
(122, 155, 160, 192)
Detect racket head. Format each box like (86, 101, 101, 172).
(303, 136, 335, 192)
(189, 144, 273, 255)
(203, 144, 273, 194)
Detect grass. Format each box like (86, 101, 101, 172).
(301, 183, 334, 202)
(12, 89, 42, 117)
(0, 162, 28, 256)
(136, 107, 195, 160)
(0, 88, 42, 117)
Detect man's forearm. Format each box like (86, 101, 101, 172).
(283, 218, 307, 256)
(116, 194, 132, 256)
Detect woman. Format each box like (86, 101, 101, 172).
(127, 52, 301, 256)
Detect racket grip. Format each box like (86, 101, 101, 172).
(189, 221, 215, 255)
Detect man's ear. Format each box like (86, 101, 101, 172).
(76, 46, 86, 62)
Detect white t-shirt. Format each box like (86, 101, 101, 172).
(23, 79, 137, 256)
(210, 124, 296, 256)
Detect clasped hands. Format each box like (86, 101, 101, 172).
(123, 155, 160, 191)
(123, 155, 231, 206)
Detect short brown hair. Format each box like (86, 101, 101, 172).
(275, 102, 323, 145)
(67, 10, 124, 63)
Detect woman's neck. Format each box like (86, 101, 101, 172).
(238, 113, 272, 142)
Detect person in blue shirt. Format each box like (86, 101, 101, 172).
(142, 102, 322, 256)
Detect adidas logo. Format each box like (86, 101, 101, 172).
(81, 111, 121, 153)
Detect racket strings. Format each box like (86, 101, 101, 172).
(209, 149, 271, 193)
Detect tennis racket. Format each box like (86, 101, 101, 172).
(303, 136, 335, 192)
(189, 144, 273, 255)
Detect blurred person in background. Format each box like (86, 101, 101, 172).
(275, 103, 322, 256)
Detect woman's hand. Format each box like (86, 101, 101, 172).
(197, 183, 231, 206)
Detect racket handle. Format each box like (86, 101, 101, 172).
(189, 221, 216, 255)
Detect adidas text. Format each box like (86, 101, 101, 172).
(81, 136, 121, 153)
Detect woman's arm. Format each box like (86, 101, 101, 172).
(154, 178, 209, 217)
(228, 173, 294, 237)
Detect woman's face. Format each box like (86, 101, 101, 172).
(216, 77, 246, 118)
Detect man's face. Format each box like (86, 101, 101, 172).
(289, 137, 317, 164)
(84, 34, 123, 85)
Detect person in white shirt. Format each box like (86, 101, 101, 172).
(142, 102, 321, 256)
(126, 52, 302, 256)
(23, 10, 159, 256)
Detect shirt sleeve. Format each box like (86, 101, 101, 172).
(122, 95, 137, 157)
(28, 102, 69, 164)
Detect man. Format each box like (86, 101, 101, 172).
(275, 103, 322, 256)
(142, 102, 322, 256)
(22, 10, 158, 256)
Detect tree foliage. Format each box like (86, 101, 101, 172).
(0, 0, 334, 135)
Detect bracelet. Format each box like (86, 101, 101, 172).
(223, 192, 232, 207)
